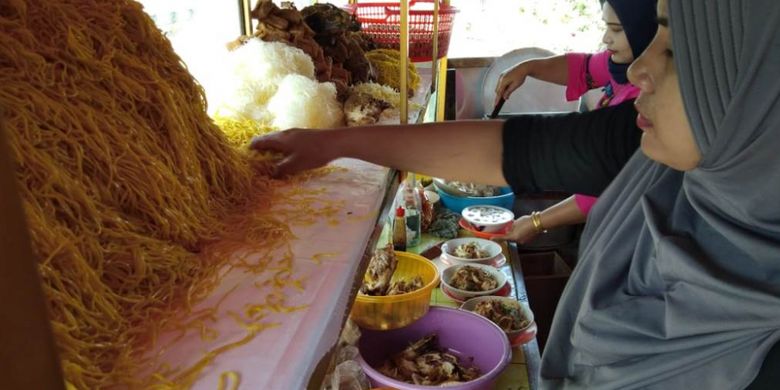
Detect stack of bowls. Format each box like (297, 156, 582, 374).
(440, 237, 503, 266)
(461, 205, 515, 233)
(440, 263, 507, 302)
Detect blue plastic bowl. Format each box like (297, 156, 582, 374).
(436, 186, 515, 213)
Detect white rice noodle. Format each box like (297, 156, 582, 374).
(268, 74, 344, 129)
(211, 39, 316, 123)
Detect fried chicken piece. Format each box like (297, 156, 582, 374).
(450, 265, 498, 291)
(386, 276, 423, 295)
(359, 244, 397, 296)
(378, 334, 482, 385)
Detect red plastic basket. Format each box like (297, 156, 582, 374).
(345, 0, 458, 62)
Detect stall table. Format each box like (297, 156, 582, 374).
(409, 234, 542, 390)
(138, 68, 433, 389)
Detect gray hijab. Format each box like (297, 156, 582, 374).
(541, 0, 780, 388)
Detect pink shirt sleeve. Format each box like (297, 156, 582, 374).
(565, 51, 612, 101)
(566, 51, 628, 217)
(574, 194, 598, 216)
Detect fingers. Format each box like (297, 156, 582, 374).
(494, 72, 508, 105)
(249, 131, 301, 178)
(274, 154, 307, 178)
(494, 80, 522, 107)
(494, 73, 505, 96)
(249, 128, 331, 178)
(250, 134, 289, 154)
(494, 87, 507, 108)
(495, 76, 513, 106)
(502, 81, 519, 101)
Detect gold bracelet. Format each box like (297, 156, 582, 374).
(530, 211, 546, 233)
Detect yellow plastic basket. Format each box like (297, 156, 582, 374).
(351, 251, 439, 330)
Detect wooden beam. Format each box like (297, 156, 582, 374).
(0, 119, 64, 388)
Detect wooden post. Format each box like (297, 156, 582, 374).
(0, 121, 64, 388)
(238, 0, 252, 36)
(435, 0, 450, 121)
(430, 0, 440, 97)
(435, 55, 448, 122)
(399, 0, 409, 125)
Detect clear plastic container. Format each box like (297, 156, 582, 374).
(397, 174, 422, 247)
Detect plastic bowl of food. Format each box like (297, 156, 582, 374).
(440, 237, 503, 265)
(357, 306, 512, 390)
(434, 181, 515, 214)
(461, 205, 514, 233)
(423, 189, 440, 207)
(460, 296, 534, 345)
(351, 251, 439, 330)
(440, 263, 507, 302)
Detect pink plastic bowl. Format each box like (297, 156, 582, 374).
(357, 306, 512, 390)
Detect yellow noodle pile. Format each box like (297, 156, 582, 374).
(0, 0, 339, 388)
(365, 49, 421, 95)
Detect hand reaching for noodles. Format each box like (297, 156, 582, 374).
(250, 121, 508, 184)
(250, 129, 336, 177)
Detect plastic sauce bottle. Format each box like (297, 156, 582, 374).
(392, 206, 407, 251)
(400, 175, 422, 248)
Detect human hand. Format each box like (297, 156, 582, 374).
(494, 62, 530, 107)
(492, 215, 539, 244)
(249, 128, 335, 177)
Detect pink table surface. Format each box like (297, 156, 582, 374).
(138, 159, 391, 389)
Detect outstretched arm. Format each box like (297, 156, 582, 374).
(250, 120, 508, 185)
(494, 196, 586, 244)
(495, 55, 569, 106)
(252, 99, 642, 195)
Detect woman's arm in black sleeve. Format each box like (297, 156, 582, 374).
(502, 99, 641, 196)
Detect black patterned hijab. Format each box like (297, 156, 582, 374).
(606, 0, 657, 84)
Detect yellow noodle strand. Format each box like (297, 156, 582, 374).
(1, 1, 346, 388)
(217, 371, 241, 390)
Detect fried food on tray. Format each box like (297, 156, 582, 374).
(474, 299, 530, 332)
(301, 3, 374, 90)
(449, 265, 498, 292)
(378, 334, 481, 386)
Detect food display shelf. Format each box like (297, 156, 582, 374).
(138, 68, 432, 389)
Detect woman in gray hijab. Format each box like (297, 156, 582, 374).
(252, 0, 780, 387)
(540, 0, 780, 388)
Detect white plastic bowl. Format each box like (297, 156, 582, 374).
(461, 205, 514, 233)
(441, 263, 507, 301)
(424, 189, 440, 206)
(460, 296, 534, 342)
(441, 237, 502, 265)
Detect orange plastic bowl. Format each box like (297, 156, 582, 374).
(351, 251, 439, 330)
